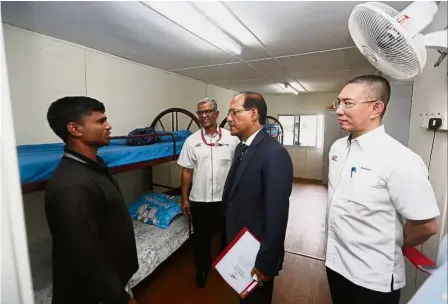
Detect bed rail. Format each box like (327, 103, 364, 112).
(146, 108, 201, 192)
(150, 107, 200, 132)
(21, 107, 201, 195)
(21, 132, 177, 194)
(110, 131, 177, 161)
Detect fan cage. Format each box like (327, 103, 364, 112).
(349, 2, 425, 79)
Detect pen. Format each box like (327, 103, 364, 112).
(351, 167, 356, 178)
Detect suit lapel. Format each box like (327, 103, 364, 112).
(227, 131, 267, 201)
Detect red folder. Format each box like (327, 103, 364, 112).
(403, 247, 437, 274)
(213, 227, 261, 299)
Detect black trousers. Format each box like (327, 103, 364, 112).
(239, 279, 275, 304)
(190, 201, 226, 273)
(326, 267, 401, 304)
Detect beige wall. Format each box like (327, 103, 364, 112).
(400, 2, 448, 303)
(264, 92, 337, 180)
(3, 24, 235, 242)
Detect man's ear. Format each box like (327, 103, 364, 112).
(251, 109, 259, 122)
(371, 101, 385, 119)
(67, 122, 83, 138)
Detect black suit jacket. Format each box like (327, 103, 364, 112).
(222, 130, 293, 277)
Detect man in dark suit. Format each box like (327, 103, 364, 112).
(222, 92, 293, 304)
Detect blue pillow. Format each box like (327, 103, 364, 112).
(157, 130, 192, 142)
(128, 192, 182, 229)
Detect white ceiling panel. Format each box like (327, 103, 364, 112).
(296, 68, 377, 92)
(246, 59, 290, 79)
(1, 1, 414, 95)
(270, 78, 309, 93)
(217, 79, 286, 95)
(174, 63, 264, 83)
(278, 47, 374, 76)
(1, 1, 236, 70)
(225, 1, 411, 57)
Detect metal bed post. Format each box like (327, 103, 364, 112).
(219, 115, 284, 145)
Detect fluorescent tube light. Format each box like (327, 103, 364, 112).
(192, 2, 257, 47)
(278, 83, 299, 95)
(142, 1, 242, 55)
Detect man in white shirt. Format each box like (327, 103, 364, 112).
(325, 75, 440, 304)
(177, 97, 239, 288)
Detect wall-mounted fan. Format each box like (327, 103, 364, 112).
(349, 1, 447, 80)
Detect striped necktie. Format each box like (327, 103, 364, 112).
(239, 143, 249, 161)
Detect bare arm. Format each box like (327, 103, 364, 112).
(403, 218, 438, 249)
(181, 167, 193, 216)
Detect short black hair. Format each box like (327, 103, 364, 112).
(47, 96, 105, 143)
(238, 91, 267, 125)
(346, 74, 391, 117)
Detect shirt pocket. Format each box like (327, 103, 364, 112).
(217, 145, 233, 164)
(345, 170, 385, 217)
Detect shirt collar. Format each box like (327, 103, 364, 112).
(347, 125, 386, 150)
(202, 127, 220, 139)
(63, 146, 107, 170)
(243, 127, 263, 146)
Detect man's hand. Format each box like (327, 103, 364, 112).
(128, 298, 138, 304)
(182, 199, 190, 216)
(180, 167, 193, 216)
(251, 267, 269, 286)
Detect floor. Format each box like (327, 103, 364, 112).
(134, 181, 332, 304)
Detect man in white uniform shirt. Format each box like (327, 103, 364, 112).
(325, 75, 440, 304)
(177, 97, 239, 288)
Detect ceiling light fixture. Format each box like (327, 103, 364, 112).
(280, 83, 299, 95)
(142, 1, 242, 55)
(191, 2, 257, 47)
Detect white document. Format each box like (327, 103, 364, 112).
(214, 229, 261, 297)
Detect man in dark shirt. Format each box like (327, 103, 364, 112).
(45, 96, 139, 304)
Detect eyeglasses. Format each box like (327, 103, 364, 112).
(196, 109, 216, 117)
(333, 99, 378, 109)
(227, 108, 254, 117)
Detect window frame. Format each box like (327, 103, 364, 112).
(278, 114, 320, 148)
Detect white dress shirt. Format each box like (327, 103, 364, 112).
(243, 127, 263, 146)
(325, 125, 440, 292)
(177, 127, 239, 202)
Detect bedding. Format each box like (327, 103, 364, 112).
(128, 192, 182, 229)
(126, 127, 160, 146)
(264, 124, 280, 137)
(129, 215, 190, 286)
(17, 130, 191, 184)
(30, 215, 190, 304)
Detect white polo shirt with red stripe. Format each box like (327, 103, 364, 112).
(177, 127, 239, 202)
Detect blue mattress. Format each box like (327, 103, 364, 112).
(17, 131, 190, 184)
